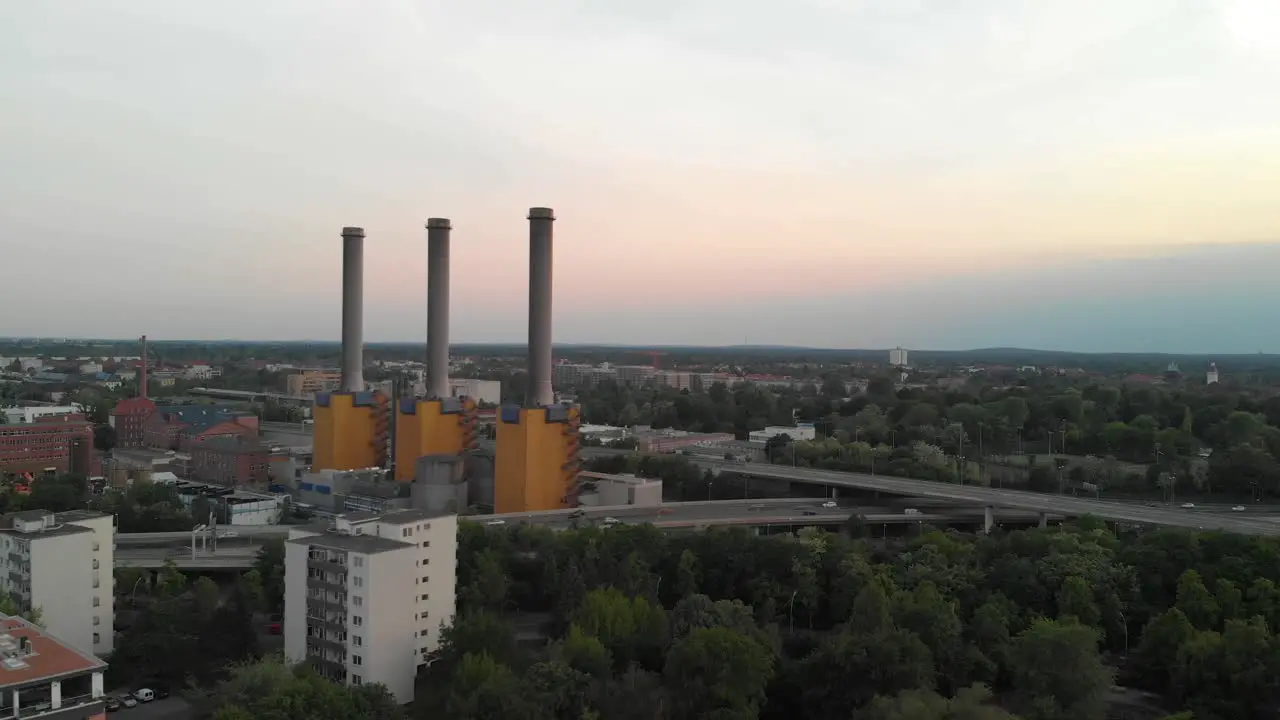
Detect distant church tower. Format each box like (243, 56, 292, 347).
(1207, 362, 1220, 385)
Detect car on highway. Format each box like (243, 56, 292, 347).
(118, 694, 138, 709)
(568, 509, 586, 519)
(802, 510, 818, 516)
(903, 508, 921, 516)
(658, 508, 673, 515)
(601, 517, 620, 526)
(1181, 503, 1196, 509)
(1233, 505, 1247, 512)
(821, 501, 837, 508)
(485, 519, 506, 526)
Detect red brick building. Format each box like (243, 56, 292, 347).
(189, 435, 270, 486)
(110, 397, 157, 448)
(0, 413, 100, 478)
(142, 406, 258, 451)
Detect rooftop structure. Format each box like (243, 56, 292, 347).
(0, 614, 109, 719)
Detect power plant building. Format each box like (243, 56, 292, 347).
(312, 227, 390, 472)
(494, 208, 581, 514)
(394, 219, 477, 482)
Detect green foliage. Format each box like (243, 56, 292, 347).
(207, 658, 403, 719)
(431, 514, 1280, 719)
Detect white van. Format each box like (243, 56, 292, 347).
(903, 508, 921, 516)
(133, 689, 155, 703)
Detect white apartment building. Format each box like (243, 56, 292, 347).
(1, 406, 84, 425)
(890, 347, 909, 367)
(0, 510, 115, 657)
(283, 509, 457, 704)
(448, 378, 501, 406)
(748, 423, 818, 444)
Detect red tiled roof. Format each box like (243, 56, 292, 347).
(0, 616, 105, 689)
(112, 398, 157, 416)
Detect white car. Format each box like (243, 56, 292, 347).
(601, 517, 620, 526)
(119, 695, 138, 708)
(1181, 503, 1196, 509)
(484, 519, 506, 526)
(1232, 505, 1247, 512)
(821, 501, 837, 509)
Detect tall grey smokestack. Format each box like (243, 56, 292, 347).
(340, 226, 366, 393)
(527, 207, 555, 407)
(426, 218, 451, 399)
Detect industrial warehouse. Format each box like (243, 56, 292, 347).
(311, 209, 581, 515)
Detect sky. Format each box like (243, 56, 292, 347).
(3, 0, 1280, 352)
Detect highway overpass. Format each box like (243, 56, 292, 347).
(669, 460, 1280, 536)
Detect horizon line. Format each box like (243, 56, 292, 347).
(0, 337, 1272, 358)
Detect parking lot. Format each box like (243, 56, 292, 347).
(107, 692, 194, 719)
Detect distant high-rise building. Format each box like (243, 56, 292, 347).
(889, 347, 909, 367)
(1207, 363, 1220, 385)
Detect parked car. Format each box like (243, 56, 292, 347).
(118, 695, 138, 709)
(153, 685, 171, 699)
(104, 697, 122, 712)
(267, 613, 283, 635)
(133, 688, 155, 703)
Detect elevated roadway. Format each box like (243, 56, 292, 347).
(667, 459, 1280, 536)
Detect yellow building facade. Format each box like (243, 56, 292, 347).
(393, 396, 477, 482)
(494, 404, 580, 514)
(312, 390, 390, 471)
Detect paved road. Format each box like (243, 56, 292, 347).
(470, 498, 1055, 530)
(116, 546, 259, 569)
(679, 461, 1280, 535)
(108, 694, 193, 719)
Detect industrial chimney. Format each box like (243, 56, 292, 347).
(340, 227, 366, 393)
(426, 218, 451, 399)
(138, 335, 148, 400)
(527, 208, 555, 407)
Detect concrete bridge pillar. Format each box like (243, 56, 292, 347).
(983, 506, 995, 535)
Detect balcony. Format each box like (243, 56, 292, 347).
(307, 577, 346, 595)
(307, 614, 347, 634)
(307, 557, 347, 575)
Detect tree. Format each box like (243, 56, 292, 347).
(460, 550, 510, 614)
(860, 684, 1020, 720)
(1008, 619, 1111, 720)
(445, 653, 533, 720)
(664, 627, 774, 720)
(207, 658, 404, 719)
(253, 538, 286, 612)
(1174, 570, 1219, 631)
(0, 595, 43, 626)
(193, 576, 221, 620)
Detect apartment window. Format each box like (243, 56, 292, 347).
(422, 558, 430, 566)
(353, 596, 363, 607)
(353, 557, 363, 568)
(353, 577, 363, 588)
(93, 597, 100, 607)
(401, 528, 409, 538)
(421, 541, 430, 548)
(92, 559, 100, 569)
(419, 629, 428, 637)
(93, 616, 100, 626)
(421, 576, 429, 584)
(353, 616, 363, 626)
(92, 541, 100, 551)
(93, 633, 100, 644)
(352, 675, 362, 686)
(92, 578, 100, 589)
(352, 655, 363, 666)
(353, 636, 363, 647)
(421, 593, 429, 601)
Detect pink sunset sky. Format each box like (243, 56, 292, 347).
(4, 0, 1280, 351)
